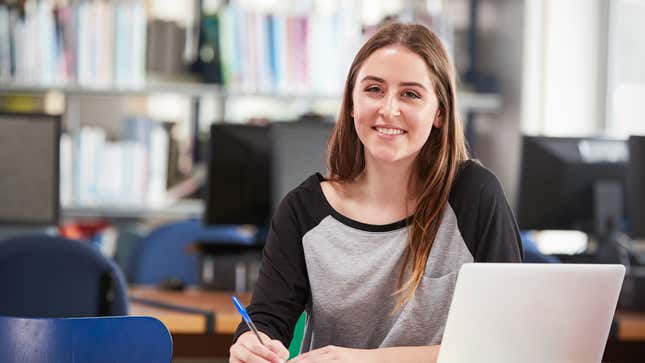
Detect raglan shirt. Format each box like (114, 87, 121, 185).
(233, 160, 523, 351)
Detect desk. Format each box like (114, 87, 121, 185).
(130, 287, 645, 358)
(606, 312, 645, 362)
(615, 311, 645, 341)
(129, 286, 250, 357)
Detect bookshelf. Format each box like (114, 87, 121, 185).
(0, 0, 502, 114)
(62, 199, 204, 220)
(0, 0, 503, 118)
(2, 83, 501, 217)
(0, 82, 222, 98)
(0, 0, 503, 216)
(0, 83, 502, 114)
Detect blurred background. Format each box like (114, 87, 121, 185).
(0, 0, 644, 362)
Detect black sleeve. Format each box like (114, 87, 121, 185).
(472, 174, 523, 262)
(449, 160, 523, 262)
(233, 193, 310, 347)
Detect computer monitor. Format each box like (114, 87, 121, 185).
(628, 136, 645, 238)
(270, 119, 334, 212)
(204, 123, 271, 226)
(517, 136, 628, 236)
(0, 113, 60, 226)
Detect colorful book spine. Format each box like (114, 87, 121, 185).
(2, 0, 147, 87)
(214, 0, 363, 95)
(0, 4, 10, 82)
(67, 119, 169, 208)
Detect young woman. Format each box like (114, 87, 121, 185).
(229, 22, 522, 363)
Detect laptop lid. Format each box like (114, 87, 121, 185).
(437, 263, 625, 363)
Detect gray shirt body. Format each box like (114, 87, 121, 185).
(303, 205, 473, 350)
(234, 161, 523, 351)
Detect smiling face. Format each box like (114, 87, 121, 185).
(351, 44, 442, 166)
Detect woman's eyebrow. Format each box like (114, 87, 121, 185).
(360, 75, 386, 84)
(399, 82, 427, 91)
(360, 76, 427, 91)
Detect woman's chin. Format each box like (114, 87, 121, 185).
(367, 150, 408, 165)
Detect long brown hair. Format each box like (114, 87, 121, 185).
(326, 22, 469, 309)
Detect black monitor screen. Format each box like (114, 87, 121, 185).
(517, 136, 628, 234)
(628, 136, 645, 238)
(204, 124, 271, 226)
(0, 113, 60, 226)
(270, 120, 334, 212)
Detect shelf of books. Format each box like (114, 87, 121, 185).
(62, 199, 204, 220)
(1, 0, 502, 215)
(0, 81, 223, 98)
(0, 0, 501, 111)
(57, 118, 174, 214)
(0, 83, 501, 113)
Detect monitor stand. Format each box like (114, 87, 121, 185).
(593, 181, 643, 265)
(592, 182, 645, 310)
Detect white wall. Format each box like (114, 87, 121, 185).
(522, 0, 606, 136)
(606, 0, 645, 136)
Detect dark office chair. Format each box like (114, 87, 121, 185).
(111, 225, 146, 282)
(0, 235, 128, 317)
(129, 219, 256, 286)
(0, 315, 172, 363)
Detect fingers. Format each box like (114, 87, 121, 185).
(267, 339, 290, 360)
(230, 342, 283, 363)
(290, 345, 336, 363)
(229, 343, 268, 363)
(247, 342, 284, 363)
(290, 349, 319, 362)
(230, 332, 285, 363)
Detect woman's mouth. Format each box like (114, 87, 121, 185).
(372, 126, 407, 136)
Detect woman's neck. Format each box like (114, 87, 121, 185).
(353, 155, 418, 212)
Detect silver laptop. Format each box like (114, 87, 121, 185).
(437, 263, 625, 363)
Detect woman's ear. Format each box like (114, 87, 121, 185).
(433, 111, 443, 128)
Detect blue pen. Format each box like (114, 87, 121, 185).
(232, 296, 266, 345)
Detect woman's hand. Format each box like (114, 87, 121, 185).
(289, 345, 369, 363)
(289, 344, 440, 363)
(229, 331, 290, 363)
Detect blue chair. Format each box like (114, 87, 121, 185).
(129, 219, 256, 285)
(0, 315, 172, 363)
(111, 225, 147, 283)
(0, 235, 128, 317)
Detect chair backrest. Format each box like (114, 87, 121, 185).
(0, 315, 172, 363)
(129, 219, 255, 285)
(0, 235, 128, 317)
(112, 225, 146, 282)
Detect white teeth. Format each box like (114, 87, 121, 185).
(376, 127, 404, 135)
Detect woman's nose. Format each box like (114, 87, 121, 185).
(379, 93, 401, 118)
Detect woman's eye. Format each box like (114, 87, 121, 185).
(365, 86, 382, 93)
(403, 91, 420, 99)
